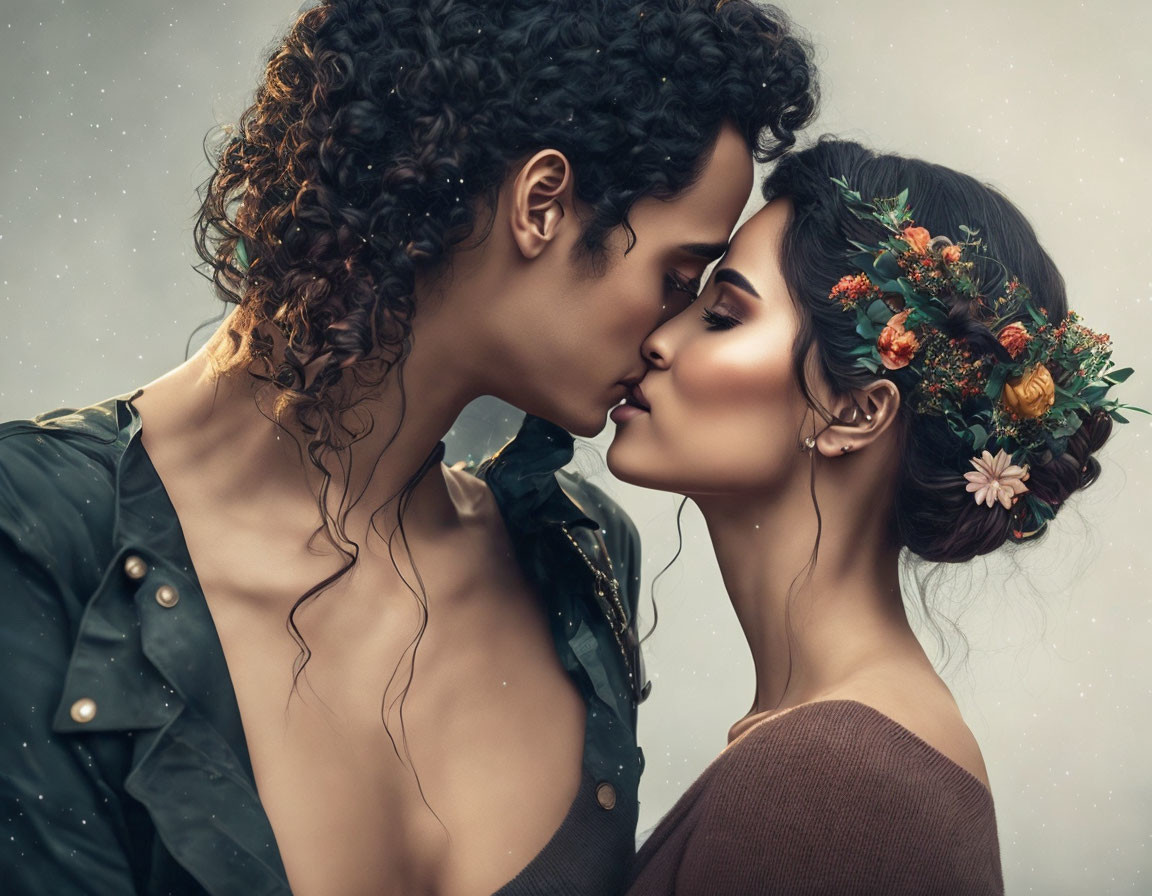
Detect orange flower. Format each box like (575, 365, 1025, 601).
(997, 322, 1031, 359)
(877, 309, 920, 370)
(901, 226, 931, 254)
(1002, 364, 1055, 418)
(941, 244, 962, 264)
(829, 273, 875, 308)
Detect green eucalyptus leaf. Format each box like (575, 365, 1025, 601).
(896, 277, 921, 300)
(832, 176, 865, 208)
(866, 299, 893, 325)
(904, 309, 932, 328)
(985, 366, 1010, 400)
(1078, 385, 1108, 405)
(1105, 367, 1134, 384)
(873, 251, 903, 280)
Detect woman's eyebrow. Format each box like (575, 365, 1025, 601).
(713, 267, 761, 299)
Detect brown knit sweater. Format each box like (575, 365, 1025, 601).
(627, 700, 1003, 895)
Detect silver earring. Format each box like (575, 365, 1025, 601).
(840, 444, 853, 454)
(801, 435, 816, 451)
(865, 414, 873, 422)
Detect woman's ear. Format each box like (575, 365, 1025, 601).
(814, 379, 901, 458)
(508, 149, 572, 259)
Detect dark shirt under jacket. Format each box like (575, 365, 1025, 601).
(0, 392, 648, 895)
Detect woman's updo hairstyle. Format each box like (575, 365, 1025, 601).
(762, 138, 1113, 563)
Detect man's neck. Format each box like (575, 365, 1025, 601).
(132, 319, 480, 549)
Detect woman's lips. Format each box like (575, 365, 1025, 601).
(625, 382, 650, 411)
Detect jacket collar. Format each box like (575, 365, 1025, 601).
(50, 390, 289, 892)
(475, 414, 598, 536)
(476, 414, 645, 730)
(52, 391, 248, 751)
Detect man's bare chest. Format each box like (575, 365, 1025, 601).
(198, 551, 589, 896)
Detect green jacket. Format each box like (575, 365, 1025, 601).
(0, 393, 647, 894)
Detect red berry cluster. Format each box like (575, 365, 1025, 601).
(828, 273, 879, 309)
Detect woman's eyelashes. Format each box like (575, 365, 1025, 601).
(701, 305, 741, 330)
(665, 271, 702, 302)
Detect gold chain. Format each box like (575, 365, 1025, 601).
(559, 524, 637, 692)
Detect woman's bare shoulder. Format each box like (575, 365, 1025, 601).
(822, 667, 990, 789)
(734, 670, 990, 790)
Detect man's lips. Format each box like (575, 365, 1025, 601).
(610, 381, 650, 424)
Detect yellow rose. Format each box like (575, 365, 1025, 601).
(1002, 364, 1056, 419)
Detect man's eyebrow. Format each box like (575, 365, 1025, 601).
(713, 267, 761, 299)
(679, 242, 729, 261)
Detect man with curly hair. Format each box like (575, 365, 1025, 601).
(0, 1, 816, 893)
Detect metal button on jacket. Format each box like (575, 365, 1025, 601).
(69, 698, 97, 724)
(596, 781, 617, 811)
(123, 554, 148, 580)
(154, 584, 179, 608)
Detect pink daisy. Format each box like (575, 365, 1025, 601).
(964, 449, 1030, 510)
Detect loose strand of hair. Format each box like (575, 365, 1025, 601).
(641, 495, 690, 645)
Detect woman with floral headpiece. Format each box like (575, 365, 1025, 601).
(608, 138, 1137, 895)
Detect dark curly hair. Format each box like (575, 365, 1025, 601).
(195, 0, 816, 414)
(762, 138, 1112, 563)
(189, 0, 817, 774)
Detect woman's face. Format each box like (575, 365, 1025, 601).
(606, 199, 816, 495)
(472, 122, 755, 438)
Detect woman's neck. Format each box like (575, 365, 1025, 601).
(693, 460, 917, 731)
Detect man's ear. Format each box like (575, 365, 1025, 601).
(814, 379, 901, 458)
(509, 149, 572, 259)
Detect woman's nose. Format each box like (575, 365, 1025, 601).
(641, 319, 675, 369)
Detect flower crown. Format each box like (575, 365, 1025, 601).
(828, 177, 1142, 538)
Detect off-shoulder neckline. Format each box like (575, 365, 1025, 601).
(725, 698, 994, 798)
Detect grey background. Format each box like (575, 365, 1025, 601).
(2, 1, 1149, 892)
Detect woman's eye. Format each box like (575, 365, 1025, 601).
(665, 271, 701, 302)
(701, 307, 740, 330)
